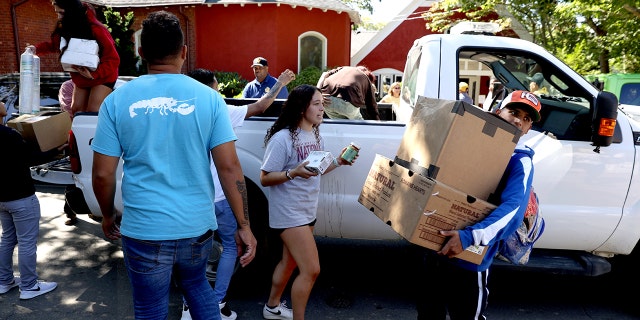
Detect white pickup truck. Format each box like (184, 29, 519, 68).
(33, 30, 638, 277)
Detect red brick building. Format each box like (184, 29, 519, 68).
(4, 0, 360, 81)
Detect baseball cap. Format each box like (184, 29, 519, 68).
(459, 82, 469, 90)
(527, 72, 544, 85)
(500, 90, 542, 122)
(251, 57, 268, 67)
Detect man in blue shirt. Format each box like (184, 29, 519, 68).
(92, 11, 256, 320)
(242, 57, 289, 99)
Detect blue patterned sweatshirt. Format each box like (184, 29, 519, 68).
(454, 141, 535, 272)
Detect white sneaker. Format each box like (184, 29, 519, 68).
(19, 281, 57, 300)
(0, 276, 20, 294)
(262, 300, 293, 320)
(180, 302, 192, 320)
(220, 301, 237, 320)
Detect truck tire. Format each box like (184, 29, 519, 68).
(233, 180, 280, 285)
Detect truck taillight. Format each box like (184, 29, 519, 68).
(68, 130, 82, 174)
(598, 118, 616, 137)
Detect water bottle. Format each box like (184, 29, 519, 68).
(19, 47, 34, 114)
(32, 52, 41, 113)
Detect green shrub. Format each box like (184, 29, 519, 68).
(287, 66, 324, 91)
(214, 71, 248, 98)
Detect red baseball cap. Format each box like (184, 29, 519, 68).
(500, 90, 542, 122)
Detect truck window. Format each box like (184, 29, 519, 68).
(620, 84, 640, 106)
(459, 48, 593, 141)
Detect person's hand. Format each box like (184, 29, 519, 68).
(237, 226, 257, 267)
(337, 147, 357, 166)
(278, 69, 296, 86)
(321, 94, 331, 106)
(292, 161, 319, 179)
(101, 213, 121, 240)
(438, 230, 463, 257)
(0, 101, 6, 118)
(73, 66, 94, 80)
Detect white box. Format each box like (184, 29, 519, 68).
(68, 38, 99, 55)
(61, 51, 100, 71)
(304, 151, 334, 174)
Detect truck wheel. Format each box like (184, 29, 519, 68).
(233, 180, 279, 285)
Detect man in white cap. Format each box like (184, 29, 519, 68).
(458, 81, 473, 104)
(417, 90, 542, 320)
(242, 57, 289, 99)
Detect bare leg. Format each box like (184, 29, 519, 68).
(277, 226, 320, 320)
(267, 234, 299, 308)
(71, 86, 90, 116)
(86, 84, 113, 113)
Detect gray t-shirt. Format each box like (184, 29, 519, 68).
(261, 128, 324, 228)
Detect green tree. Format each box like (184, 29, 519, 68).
(99, 7, 140, 76)
(342, 0, 378, 14)
(421, 0, 640, 74)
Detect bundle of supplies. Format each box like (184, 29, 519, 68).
(60, 38, 100, 72)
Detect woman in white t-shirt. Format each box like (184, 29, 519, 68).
(259, 84, 356, 320)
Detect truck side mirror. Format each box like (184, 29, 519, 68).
(592, 91, 618, 149)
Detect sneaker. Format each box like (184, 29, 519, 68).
(180, 302, 192, 320)
(19, 281, 57, 300)
(262, 301, 293, 320)
(220, 301, 237, 320)
(0, 276, 20, 294)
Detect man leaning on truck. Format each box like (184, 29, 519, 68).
(317, 66, 380, 120)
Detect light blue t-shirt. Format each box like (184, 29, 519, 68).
(92, 74, 236, 240)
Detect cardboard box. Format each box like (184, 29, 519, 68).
(304, 151, 334, 174)
(395, 96, 521, 201)
(359, 154, 496, 264)
(8, 111, 71, 152)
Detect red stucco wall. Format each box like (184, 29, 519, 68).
(194, 4, 352, 81)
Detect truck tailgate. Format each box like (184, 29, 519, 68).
(30, 156, 74, 185)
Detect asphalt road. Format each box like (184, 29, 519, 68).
(1, 184, 639, 319)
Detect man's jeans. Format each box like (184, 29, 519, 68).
(324, 96, 364, 120)
(122, 231, 220, 320)
(0, 194, 40, 290)
(213, 199, 237, 304)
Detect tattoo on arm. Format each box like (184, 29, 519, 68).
(265, 82, 282, 99)
(236, 180, 250, 226)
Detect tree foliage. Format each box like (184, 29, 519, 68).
(342, 0, 378, 14)
(422, 0, 640, 74)
(99, 7, 140, 76)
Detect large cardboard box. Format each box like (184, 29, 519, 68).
(395, 96, 521, 201)
(8, 111, 71, 152)
(359, 154, 496, 264)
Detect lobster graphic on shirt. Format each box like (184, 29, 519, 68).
(129, 97, 196, 118)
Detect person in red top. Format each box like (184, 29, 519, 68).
(31, 0, 119, 115)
